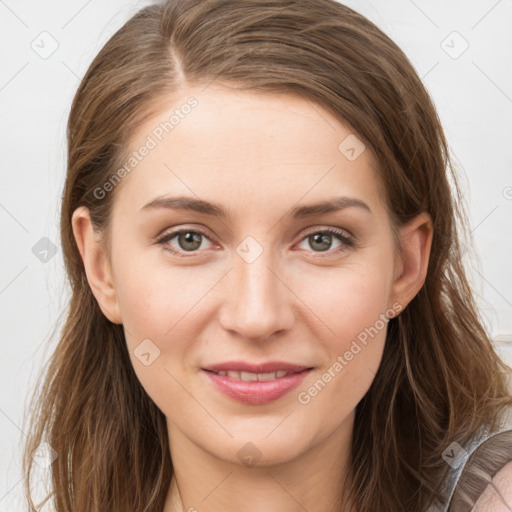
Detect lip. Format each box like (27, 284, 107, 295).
(202, 365, 313, 405)
(202, 361, 312, 373)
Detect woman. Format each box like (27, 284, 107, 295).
(22, 0, 512, 510)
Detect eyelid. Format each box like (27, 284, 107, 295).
(299, 225, 354, 240)
(151, 224, 213, 243)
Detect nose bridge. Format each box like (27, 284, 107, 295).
(219, 236, 293, 340)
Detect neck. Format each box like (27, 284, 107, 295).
(163, 411, 356, 512)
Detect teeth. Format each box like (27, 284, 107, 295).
(258, 372, 278, 381)
(215, 370, 292, 381)
(239, 371, 258, 381)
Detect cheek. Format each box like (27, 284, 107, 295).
(113, 261, 200, 412)
(296, 284, 389, 428)
(113, 255, 218, 396)
(113, 245, 204, 339)
(300, 260, 393, 342)
(326, 284, 388, 392)
(295, 262, 393, 406)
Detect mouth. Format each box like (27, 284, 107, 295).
(201, 365, 314, 405)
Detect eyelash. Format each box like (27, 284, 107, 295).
(155, 226, 355, 257)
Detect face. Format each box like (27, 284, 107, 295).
(74, 84, 431, 468)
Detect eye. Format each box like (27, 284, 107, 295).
(155, 226, 355, 257)
(156, 228, 215, 256)
(295, 227, 354, 255)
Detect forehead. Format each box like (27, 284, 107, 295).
(112, 84, 386, 220)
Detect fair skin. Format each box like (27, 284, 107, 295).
(72, 84, 434, 512)
(472, 460, 512, 511)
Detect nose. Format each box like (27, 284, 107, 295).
(218, 247, 295, 342)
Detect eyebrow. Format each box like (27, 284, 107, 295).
(140, 195, 372, 219)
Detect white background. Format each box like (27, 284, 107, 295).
(1, 0, 511, 509)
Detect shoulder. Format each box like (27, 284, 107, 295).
(445, 425, 512, 512)
(471, 460, 512, 511)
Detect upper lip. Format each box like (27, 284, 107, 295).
(202, 361, 313, 374)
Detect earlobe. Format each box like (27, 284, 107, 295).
(71, 207, 123, 324)
(391, 212, 433, 311)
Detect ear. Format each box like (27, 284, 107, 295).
(390, 212, 433, 311)
(71, 206, 122, 324)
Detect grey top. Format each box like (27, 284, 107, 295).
(427, 406, 512, 511)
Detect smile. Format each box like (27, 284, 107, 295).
(202, 368, 313, 404)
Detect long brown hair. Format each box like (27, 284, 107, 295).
(22, 0, 512, 510)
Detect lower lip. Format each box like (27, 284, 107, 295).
(202, 369, 312, 405)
